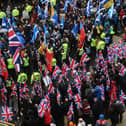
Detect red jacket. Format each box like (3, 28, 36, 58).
(44, 110, 51, 125)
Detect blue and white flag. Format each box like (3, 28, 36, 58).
(31, 25, 39, 43)
(108, 4, 114, 19)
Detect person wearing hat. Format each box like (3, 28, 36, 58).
(12, 7, 19, 17)
(95, 114, 107, 126)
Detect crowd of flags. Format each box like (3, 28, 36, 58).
(0, 0, 125, 123)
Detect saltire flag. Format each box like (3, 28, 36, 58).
(73, 93, 82, 109)
(67, 103, 74, 120)
(71, 23, 79, 37)
(67, 84, 73, 100)
(16, 31, 26, 45)
(2, 17, 8, 28)
(8, 21, 23, 73)
(44, 4, 48, 19)
(94, 13, 101, 26)
(45, 49, 54, 72)
(119, 90, 126, 107)
(51, 10, 58, 25)
(1, 106, 13, 122)
(60, 16, 64, 29)
(31, 24, 39, 43)
(79, 22, 86, 48)
(108, 4, 114, 19)
(43, 24, 49, 35)
(80, 52, 90, 64)
(52, 65, 62, 80)
(86, 0, 93, 16)
(37, 5, 43, 19)
(57, 89, 61, 105)
(64, 0, 70, 13)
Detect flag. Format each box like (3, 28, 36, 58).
(86, 0, 93, 16)
(108, 4, 114, 19)
(44, 4, 48, 19)
(38, 99, 47, 117)
(57, 89, 61, 105)
(43, 24, 49, 35)
(37, 5, 43, 19)
(45, 49, 54, 72)
(16, 31, 26, 45)
(1, 106, 13, 122)
(67, 84, 73, 100)
(51, 11, 58, 25)
(60, 16, 64, 29)
(62, 63, 70, 76)
(80, 52, 90, 63)
(41, 0, 49, 4)
(52, 65, 62, 80)
(1, 86, 7, 104)
(74, 75, 81, 88)
(79, 22, 86, 48)
(69, 57, 79, 70)
(8, 22, 23, 72)
(31, 24, 39, 43)
(67, 103, 74, 120)
(48, 83, 54, 94)
(74, 94, 82, 109)
(0, 55, 8, 80)
(64, 0, 70, 13)
(71, 23, 79, 37)
(95, 13, 101, 25)
(2, 17, 8, 28)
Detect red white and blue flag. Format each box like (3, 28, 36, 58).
(57, 89, 61, 105)
(67, 103, 74, 120)
(8, 21, 23, 72)
(52, 65, 62, 80)
(67, 84, 73, 100)
(1, 106, 13, 122)
(73, 93, 82, 109)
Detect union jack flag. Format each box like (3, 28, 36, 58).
(52, 65, 62, 80)
(38, 99, 47, 117)
(11, 81, 17, 96)
(1, 106, 13, 122)
(67, 103, 74, 120)
(119, 64, 126, 77)
(69, 57, 79, 70)
(74, 75, 81, 88)
(80, 52, 90, 64)
(32, 81, 42, 96)
(62, 63, 70, 76)
(1, 85, 7, 104)
(48, 83, 54, 94)
(8, 20, 23, 72)
(67, 84, 73, 100)
(73, 93, 82, 109)
(57, 89, 61, 105)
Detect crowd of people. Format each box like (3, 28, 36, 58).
(0, 0, 126, 126)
